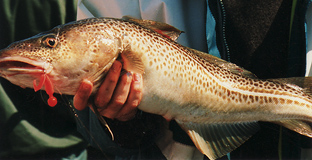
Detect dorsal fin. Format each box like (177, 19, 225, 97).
(188, 47, 258, 79)
(122, 16, 184, 41)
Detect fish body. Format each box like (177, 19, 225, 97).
(1, 17, 312, 159)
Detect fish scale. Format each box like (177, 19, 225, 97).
(0, 17, 312, 159)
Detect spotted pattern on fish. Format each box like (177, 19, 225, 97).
(3, 17, 312, 121)
(54, 18, 312, 123)
(1, 17, 312, 160)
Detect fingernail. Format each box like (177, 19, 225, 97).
(81, 80, 93, 91)
(81, 82, 89, 91)
(133, 73, 141, 82)
(112, 62, 121, 72)
(126, 72, 132, 77)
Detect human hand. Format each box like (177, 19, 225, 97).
(73, 61, 143, 121)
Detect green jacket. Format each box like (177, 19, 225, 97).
(0, 0, 87, 159)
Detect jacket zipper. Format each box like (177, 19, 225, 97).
(219, 0, 231, 62)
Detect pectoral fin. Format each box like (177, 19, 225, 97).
(273, 120, 312, 138)
(120, 48, 145, 74)
(176, 120, 260, 160)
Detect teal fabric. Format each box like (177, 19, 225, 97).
(206, 0, 221, 58)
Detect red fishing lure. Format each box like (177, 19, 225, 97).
(33, 74, 57, 107)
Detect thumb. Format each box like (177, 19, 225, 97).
(73, 79, 93, 110)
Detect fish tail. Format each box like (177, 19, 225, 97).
(268, 77, 312, 137)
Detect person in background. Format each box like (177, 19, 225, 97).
(209, 1, 312, 159)
(75, 0, 312, 159)
(1, 0, 312, 159)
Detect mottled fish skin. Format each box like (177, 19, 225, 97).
(1, 17, 312, 159)
(81, 18, 312, 123)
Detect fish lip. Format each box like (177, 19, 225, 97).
(0, 56, 52, 76)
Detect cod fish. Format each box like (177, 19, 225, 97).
(1, 17, 312, 159)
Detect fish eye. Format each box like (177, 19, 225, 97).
(42, 35, 58, 48)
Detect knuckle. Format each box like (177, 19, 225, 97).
(117, 111, 136, 121)
(95, 97, 110, 108)
(107, 76, 119, 84)
(120, 73, 132, 85)
(132, 84, 143, 93)
(129, 99, 140, 108)
(112, 97, 126, 106)
(99, 107, 119, 119)
(101, 112, 115, 119)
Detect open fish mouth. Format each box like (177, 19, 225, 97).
(0, 56, 51, 76)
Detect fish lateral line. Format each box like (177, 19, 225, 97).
(33, 74, 57, 107)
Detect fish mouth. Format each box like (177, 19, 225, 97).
(0, 56, 51, 76)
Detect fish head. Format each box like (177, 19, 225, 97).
(0, 22, 121, 95)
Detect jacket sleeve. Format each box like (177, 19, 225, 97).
(75, 107, 164, 157)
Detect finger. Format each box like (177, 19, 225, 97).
(116, 109, 137, 122)
(99, 72, 132, 119)
(116, 73, 143, 121)
(95, 61, 122, 109)
(73, 79, 93, 110)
